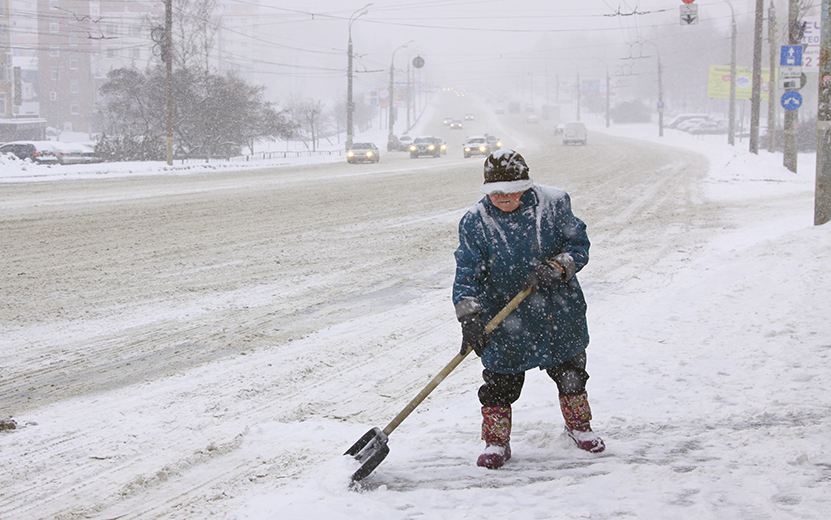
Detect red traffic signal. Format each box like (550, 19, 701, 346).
(682, 0, 695, 4)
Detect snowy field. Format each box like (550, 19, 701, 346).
(1, 102, 830, 519)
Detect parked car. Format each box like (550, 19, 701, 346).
(0, 141, 59, 164)
(687, 120, 728, 135)
(463, 135, 501, 158)
(409, 136, 441, 158)
(347, 142, 380, 163)
(562, 122, 588, 145)
(449, 119, 463, 130)
(397, 135, 414, 151)
(53, 142, 101, 164)
(666, 113, 710, 129)
(676, 118, 709, 132)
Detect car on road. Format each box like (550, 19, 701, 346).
(526, 114, 539, 124)
(396, 135, 414, 151)
(443, 116, 454, 125)
(431, 136, 448, 155)
(676, 118, 709, 133)
(409, 136, 442, 158)
(346, 142, 380, 163)
(449, 119, 463, 130)
(562, 122, 588, 145)
(554, 124, 565, 135)
(463, 135, 502, 158)
(0, 141, 59, 164)
(464, 113, 475, 121)
(687, 120, 728, 135)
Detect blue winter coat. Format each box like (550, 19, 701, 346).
(453, 185, 590, 374)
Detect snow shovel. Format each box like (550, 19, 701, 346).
(344, 286, 533, 482)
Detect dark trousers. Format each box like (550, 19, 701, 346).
(478, 352, 590, 407)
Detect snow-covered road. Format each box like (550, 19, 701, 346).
(1, 93, 829, 519)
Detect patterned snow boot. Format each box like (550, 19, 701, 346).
(559, 392, 605, 453)
(477, 405, 512, 469)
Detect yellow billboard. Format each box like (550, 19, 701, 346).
(707, 65, 772, 100)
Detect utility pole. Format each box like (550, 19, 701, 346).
(750, 0, 765, 154)
(388, 41, 412, 144)
(165, 0, 173, 166)
(768, 1, 778, 153)
(815, 0, 831, 225)
(728, 2, 738, 146)
(784, 0, 800, 173)
(346, 5, 370, 151)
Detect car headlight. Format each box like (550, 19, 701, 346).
(366, 151, 373, 157)
(479, 146, 487, 152)
(428, 145, 435, 150)
(410, 145, 416, 151)
(496, 142, 502, 148)
(464, 147, 471, 152)
(347, 151, 354, 157)
(441, 144, 447, 150)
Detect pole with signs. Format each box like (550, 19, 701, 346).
(784, 0, 800, 173)
(749, 0, 764, 154)
(815, 0, 831, 225)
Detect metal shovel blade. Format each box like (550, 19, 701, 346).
(344, 426, 390, 482)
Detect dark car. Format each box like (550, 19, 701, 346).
(464, 113, 475, 121)
(449, 119, 463, 130)
(0, 141, 59, 164)
(346, 142, 380, 163)
(409, 136, 441, 158)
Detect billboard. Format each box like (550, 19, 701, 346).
(707, 65, 771, 101)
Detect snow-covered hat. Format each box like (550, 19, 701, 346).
(481, 149, 533, 195)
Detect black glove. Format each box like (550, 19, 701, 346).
(524, 262, 564, 291)
(460, 314, 489, 356)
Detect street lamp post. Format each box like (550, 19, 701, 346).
(595, 58, 610, 128)
(388, 40, 413, 143)
(346, 4, 371, 151)
(724, 0, 737, 146)
(642, 40, 664, 137)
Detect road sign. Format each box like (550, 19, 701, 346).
(412, 56, 425, 69)
(680, 4, 699, 25)
(781, 90, 803, 111)
(681, 0, 695, 3)
(780, 45, 804, 66)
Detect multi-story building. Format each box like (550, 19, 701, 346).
(1, 0, 12, 117)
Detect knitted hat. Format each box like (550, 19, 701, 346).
(481, 149, 533, 195)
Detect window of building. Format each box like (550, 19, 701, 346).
(69, 35, 78, 47)
(49, 0, 59, 9)
(50, 91, 57, 101)
(51, 67, 59, 81)
(90, 2, 100, 18)
(49, 45, 60, 57)
(70, 80, 79, 94)
(104, 23, 118, 36)
(70, 104, 79, 115)
(69, 59, 78, 70)
(0, 94, 6, 116)
(50, 23, 59, 33)
(131, 48, 141, 60)
(107, 48, 117, 59)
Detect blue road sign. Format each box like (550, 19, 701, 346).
(781, 90, 803, 111)
(780, 45, 804, 67)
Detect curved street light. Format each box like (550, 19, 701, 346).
(346, 4, 372, 150)
(595, 58, 610, 128)
(388, 40, 414, 143)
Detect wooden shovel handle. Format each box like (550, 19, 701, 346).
(381, 286, 532, 436)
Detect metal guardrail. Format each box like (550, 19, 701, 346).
(177, 149, 344, 165)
